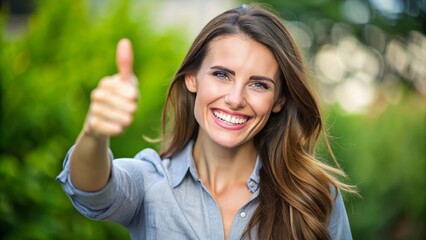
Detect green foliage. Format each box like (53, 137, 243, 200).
(0, 0, 187, 238)
(330, 94, 426, 239)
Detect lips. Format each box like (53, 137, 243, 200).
(213, 109, 249, 125)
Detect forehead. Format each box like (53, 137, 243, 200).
(203, 34, 279, 78)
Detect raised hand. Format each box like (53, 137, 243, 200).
(84, 39, 139, 137)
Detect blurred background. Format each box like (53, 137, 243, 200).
(0, 0, 424, 239)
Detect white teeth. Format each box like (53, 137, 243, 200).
(213, 111, 248, 125)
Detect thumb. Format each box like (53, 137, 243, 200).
(116, 38, 134, 82)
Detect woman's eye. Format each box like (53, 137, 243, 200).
(251, 81, 269, 90)
(213, 71, 229, 80)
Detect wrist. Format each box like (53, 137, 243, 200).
(81, 124, 108, 141)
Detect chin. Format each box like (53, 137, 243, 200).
(211, 135, 248, 149)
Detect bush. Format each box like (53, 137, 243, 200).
(0, 0, 187, 238)
(329, 93, 425, 239)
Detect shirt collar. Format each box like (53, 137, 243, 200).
(247, 155, 262, 193)
(169, 140, 200, 188)
(168, 140, 262, 192)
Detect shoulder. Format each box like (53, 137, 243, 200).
(134, 148, 162, 161)
(328, 189, 353, 240)
(112, 148, 169, 180)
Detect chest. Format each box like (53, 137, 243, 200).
(213, 186, 253, 240)
(140, 178, 257, 240)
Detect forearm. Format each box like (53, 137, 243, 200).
(68, 39, 137, 192)
(69, 129, 111, 192)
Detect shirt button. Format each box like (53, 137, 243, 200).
(249, 181, 256, 187)
(240, 211, 246, 218)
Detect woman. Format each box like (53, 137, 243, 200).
(58, 4, 354, 240)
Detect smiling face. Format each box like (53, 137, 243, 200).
(185, 34, 284, 149)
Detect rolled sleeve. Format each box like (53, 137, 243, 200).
(56, 146, 120, 217)
(57, 147, 165, 227)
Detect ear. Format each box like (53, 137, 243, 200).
(184, 73, 198, 93)
(272, 96, 285, 113)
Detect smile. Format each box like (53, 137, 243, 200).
(213, 110, 249, 125)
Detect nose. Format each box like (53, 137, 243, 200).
(224, 84, 246, 109)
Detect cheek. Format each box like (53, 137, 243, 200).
(193, 85, 210, 109)
(195, 79, 224, 103)
(192, 96, 203, 119)
(192, 87, 210, 122)
(251, 94, 276, 115)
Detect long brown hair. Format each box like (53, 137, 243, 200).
(160, 4, 354, 240)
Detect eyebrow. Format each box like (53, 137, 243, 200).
(210, 65, 276, 85)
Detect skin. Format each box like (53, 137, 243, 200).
(185, 34, 284, 239)
(69, 39, 139, 191)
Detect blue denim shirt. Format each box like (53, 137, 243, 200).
(57, 141, 352, 240)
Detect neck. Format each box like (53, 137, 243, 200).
(192, 134, 257, 195)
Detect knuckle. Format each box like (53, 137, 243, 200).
(124, 115, 133, 126)
(112, 125, 124, 135)
(90, 103, 101, 115)
(128, 103, 137, 114)
(90, 89, 98, 100)
(127, 115, 134, 125)
(99, 77, 116, 90)
(91, 88, 104, 101)
(87, 116, 100, 132)
(100, 76, 112, 85)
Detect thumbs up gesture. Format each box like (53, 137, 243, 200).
(84, 39, 139, 137)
